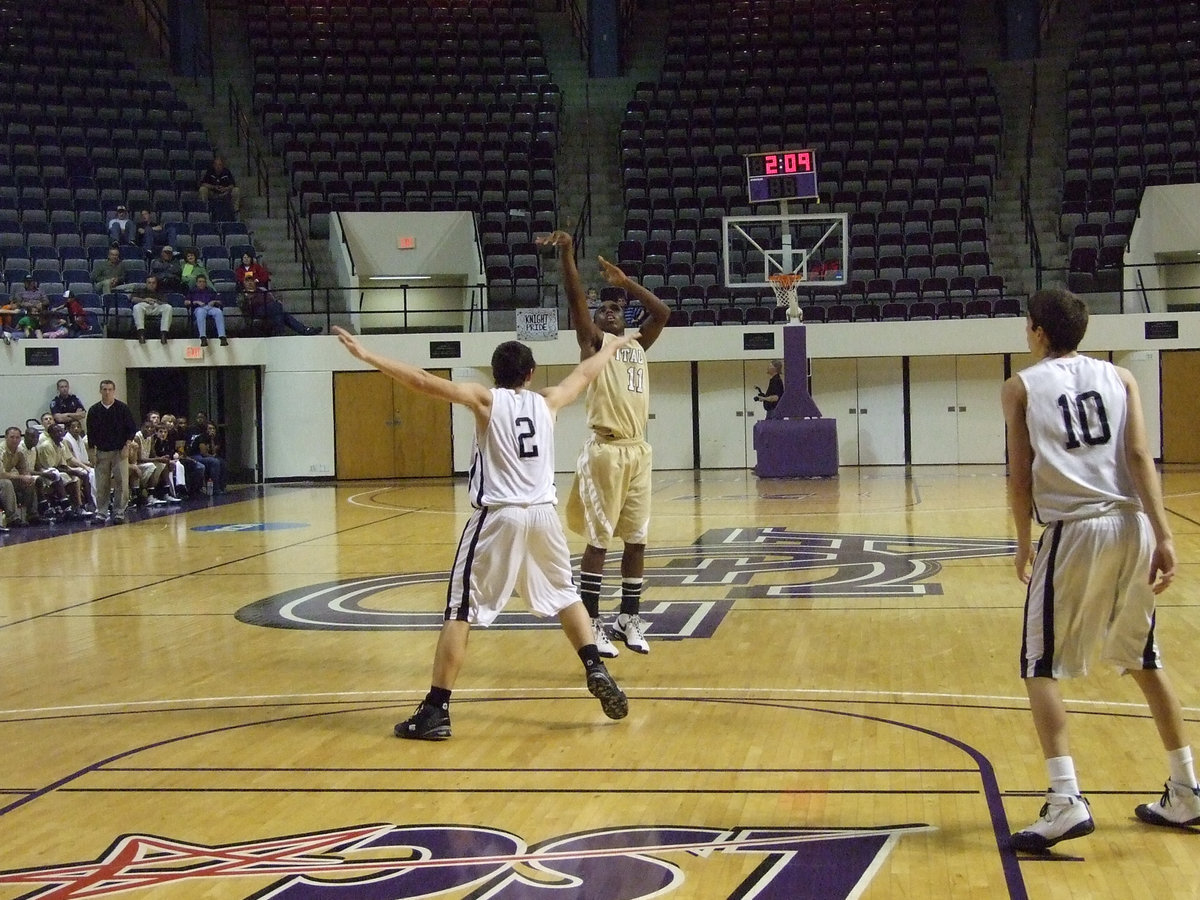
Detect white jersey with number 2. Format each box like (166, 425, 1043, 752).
(1018, 354, 1141, 524)
(467, 387, 557, 508)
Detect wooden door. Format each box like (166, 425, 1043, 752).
(1162, 350, 1200, 462)
(334, 370, 453, 478)
(392, 372, 452, 476)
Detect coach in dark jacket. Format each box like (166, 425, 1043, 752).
(85, 379, 138, 524)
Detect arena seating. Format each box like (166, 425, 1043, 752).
(1059, 0, 1200, 294)
(244, 0, 559, 302)
(618, 0, 1007, 323)
(0, 2, 258, 333)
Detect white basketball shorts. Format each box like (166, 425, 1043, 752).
(1021, 511, 1161, 678)
(445, 503, 579, 626)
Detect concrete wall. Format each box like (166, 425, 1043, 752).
(4, 312, 1196, 477)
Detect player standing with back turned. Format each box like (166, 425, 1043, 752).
(1002, 287, 1200, 851)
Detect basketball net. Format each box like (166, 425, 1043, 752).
(768, 273, 804, 324)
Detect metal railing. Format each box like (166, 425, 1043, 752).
(226, 86, 272, 218)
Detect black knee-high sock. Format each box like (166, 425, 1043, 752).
(579, 571, 603, 619)
(620, 577, 643, 617)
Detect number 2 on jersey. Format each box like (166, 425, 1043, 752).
(1056, 390, 1111, 449)
(515, 416, 539, 458)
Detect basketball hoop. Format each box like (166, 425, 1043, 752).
(768, 273, 805, 324)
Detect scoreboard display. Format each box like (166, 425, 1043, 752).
(745, 149, 819, 203)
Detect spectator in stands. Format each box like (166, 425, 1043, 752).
(0, 297, 21, 344)
(86, 379, 138, 524)
(187, 275, 227, 347)
(131, 275, 173, 345)
(199, 154, 240, 217)
(14, 309, 41, 339)
(55, 290, 92, 337)
(62, 419, 96, 510)
(189, 422, 226, 495)
(239, 275, 321, 336)
(92, 246, 128, 295)
(108, 205, 136, 245)
(179, 248, 209, 291)
(234, 251, 270, 291)
(150, 245, 183, 291)
(51, 379, 87, 429)
(0, 425, 39, 525)
(12, 275, 48, 316)
(37, 302, 71, 340)
(136, 209, 166, 256)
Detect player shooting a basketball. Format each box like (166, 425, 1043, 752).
(537, 230, 671, 657)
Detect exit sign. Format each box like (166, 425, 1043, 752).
(184, 346, 204, 360)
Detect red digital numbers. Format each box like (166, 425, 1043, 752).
(763, 152, 812, 175)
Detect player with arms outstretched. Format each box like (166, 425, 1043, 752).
(334, 326, 638, 739)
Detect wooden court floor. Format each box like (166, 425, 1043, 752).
(1, 466, 1198, 899)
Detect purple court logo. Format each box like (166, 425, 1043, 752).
(0, 822, 934, 899)
(235, 527, 1015, 635)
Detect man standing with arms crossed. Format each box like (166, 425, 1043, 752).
(1002, 287, 1200, 852)
(86, 380, 139, 525)
(538, 231, 671, 656)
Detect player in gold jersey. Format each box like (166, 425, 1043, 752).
(538, 231, 671, 655)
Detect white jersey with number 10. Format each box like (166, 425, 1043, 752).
(1018, 354, 1141, 524)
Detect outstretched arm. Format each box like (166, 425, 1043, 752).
(333, 327, 492, 415)
(598, 256, 670, 351)
(537, 230, 602, 358)
(542, 331, 641, 413)
(1119, 367, 1176, 593)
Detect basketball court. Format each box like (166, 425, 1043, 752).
(2, 466, 1198, 898)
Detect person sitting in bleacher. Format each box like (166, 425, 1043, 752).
(107, 205, 136, 246)
(136, 209, 167, 256)
(187, 275, 227, 347)
(179, 249, 210, 291)
(234, 251, 270, 291)
(149, 246, 183, 292)
(239, 275, 320, 336)
(91, 246, 128, 295)
(131, 275, 174, 344)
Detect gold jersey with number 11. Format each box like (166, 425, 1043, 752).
(585, 331, 649, 441)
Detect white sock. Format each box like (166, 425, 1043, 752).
(1167, 746, 1199, 789)
(1047, 755, 1080, 797)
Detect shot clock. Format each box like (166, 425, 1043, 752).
(745, 149, 819, 203)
